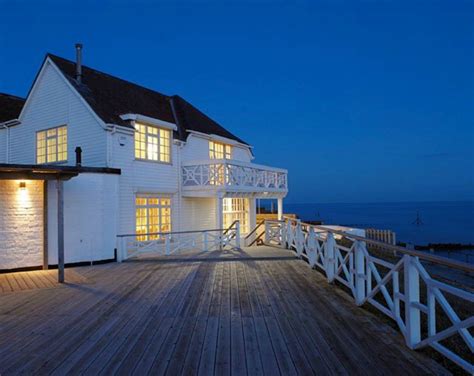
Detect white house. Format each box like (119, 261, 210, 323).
(0, 45, 288, 271)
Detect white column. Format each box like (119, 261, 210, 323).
(216, 194, 223, 229)
(277, 197, 283, 220)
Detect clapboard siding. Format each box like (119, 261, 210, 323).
(181, 134, 252, 163)
(0, 129, 6, 163)
(110, 131, 180, 235)
(181, 197, 217, 231)
(9, 61, 107, 166)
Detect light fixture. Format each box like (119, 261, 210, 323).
(19, 181, 26, 190)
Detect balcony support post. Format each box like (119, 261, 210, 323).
(277, 198, 283, 220)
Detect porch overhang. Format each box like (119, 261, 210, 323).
(0, 164, 121, 180)
(181, 186, 287, 199)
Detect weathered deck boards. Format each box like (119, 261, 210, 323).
(0, 269, 87, 293)
(0, 246, 449, 375)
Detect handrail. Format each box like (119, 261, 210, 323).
(117, 228, 229, 238)
(223, 220, 239, 236)
(245, 220, 265, 239)
(277, 218, 474, 273)
(181, 158, 288, 173)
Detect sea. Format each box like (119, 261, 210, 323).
(278, 201, 474, 264)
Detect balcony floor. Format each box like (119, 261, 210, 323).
(0, 246, 448, 375)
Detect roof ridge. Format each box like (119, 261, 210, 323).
(0, 93, 25, 101)
(47, 53, 171, 100)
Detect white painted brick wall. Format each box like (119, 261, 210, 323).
(0, 180, 44, 269)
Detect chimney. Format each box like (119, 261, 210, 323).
(75, 146, 82, 166)
(75, 43, 83, 83)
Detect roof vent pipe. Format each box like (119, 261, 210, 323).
(75, 43, 83, 83)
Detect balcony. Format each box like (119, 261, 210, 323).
(181, 159, 288, 197)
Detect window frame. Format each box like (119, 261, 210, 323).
(135, 194, 172, 241)
(209, 140, 232, 160)
(35, 125, 68, 165)
(134, 122, 172, 164)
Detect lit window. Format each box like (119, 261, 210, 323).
(36, 126, 67, 164)
(223, 198, 249, 233)
(135, 196, 172, 241)
(135, 123, 171, 162)
(209, 141, 231, 159)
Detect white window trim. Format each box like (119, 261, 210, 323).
(35, 125, 68, 165)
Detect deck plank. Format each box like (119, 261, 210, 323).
(0, 246, 449, 376)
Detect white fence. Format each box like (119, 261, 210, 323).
(182, 159, 288, 192)
(117, 221, 241, 261)
(265, 218, 474, 374)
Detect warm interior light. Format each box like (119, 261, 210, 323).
(19, 181, 26, 190)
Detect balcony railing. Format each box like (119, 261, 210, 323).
(181, 159, 288, 193)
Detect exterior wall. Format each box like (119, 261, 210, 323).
(8, 61, 107, 166)
(181, 197, 217, 231)
(0, 180, 44, 270)
(109, 131, 180, 235)
(47, 173, 119, 264)
(0, 129, 6, 163)
(181, 134, 252, 163)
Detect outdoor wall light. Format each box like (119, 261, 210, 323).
(19, 181, 26, 190)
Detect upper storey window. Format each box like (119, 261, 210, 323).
(36, 126, 67, 164)
(135, 123, 171, 163)
(209, 140, 232, 159)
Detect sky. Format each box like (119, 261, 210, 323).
(1, 0, 473, 204)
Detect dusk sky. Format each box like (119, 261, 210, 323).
(1, 0, 473, 204)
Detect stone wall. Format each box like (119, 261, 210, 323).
(0, 180, 44, 269)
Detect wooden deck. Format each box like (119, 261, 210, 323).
(0, 246, 448, 375)
(0, 269, 87, 293)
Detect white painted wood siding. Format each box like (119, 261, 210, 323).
(0, 129, 6, 163)
(8, 61, 107, 166)
(110, 131, 181, 235)
(181, 134, 252, 162)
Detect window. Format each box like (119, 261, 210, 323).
(136, 196, 172, 241)
(209, 141, 231, 159)
(36, 126, 67, 164)
(135, 123, 171, 163)
(223, 198, 249, 233)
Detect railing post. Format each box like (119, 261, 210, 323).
(235, 221, 241, 248)
(295, 221, 304, 257)
(265, 221, 270, 244)
(165, 234, 171, 256)
(404, 255, 421, 349)
(354, 240, 367, 305)
(280, 220, 287, 247)
(324, 232, 336, 283)
(203, 231, 208, 251)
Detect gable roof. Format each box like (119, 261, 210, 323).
(0, 93, 25, 123)
(47, 54, 248, 145)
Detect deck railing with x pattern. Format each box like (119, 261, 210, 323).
(264, 218, 474, 373)
(117, 221, 241, 261)
(181, 159, 288, 193)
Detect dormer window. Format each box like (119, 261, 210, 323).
(36, 125, 67, 164)
(135, 123, 171, 163)
(209, 140, 232, 159)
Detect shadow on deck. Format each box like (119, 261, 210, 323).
(0, 246, 449, 375)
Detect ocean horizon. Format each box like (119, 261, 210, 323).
(274, 201, 474, 246)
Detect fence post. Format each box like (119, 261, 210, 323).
(354, 240, 366, 305)
(324, 232, 336, 283)
(295, 221, 304, 257)
(265, 221, 270, 244)
(404, 255, 421, 349)
(235, 221, 241, 248)
(280, 220, 287, 247)
(165, 234, 171, 256)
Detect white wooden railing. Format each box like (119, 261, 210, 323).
(117, 221, 241, 261)
(182, 159, 288, 192)
(265, 218, 474, 374)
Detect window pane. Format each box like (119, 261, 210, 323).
(136, 195, 172, 240)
